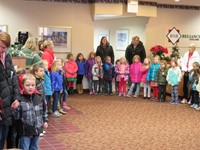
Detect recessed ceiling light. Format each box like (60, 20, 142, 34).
(175, 0, 180, 2)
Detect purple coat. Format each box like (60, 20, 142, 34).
(86, 58, 96, 78)
(115, 64, 129, 82)
(130, 62, 142, 83)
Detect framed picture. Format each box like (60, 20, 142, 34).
(116, 30, 129, 50)
(0, 25, 8, 32)
(38, 26, 72, 52)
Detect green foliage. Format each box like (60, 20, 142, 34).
(170, 44, 180, 59)
(9, 44, 23, 57)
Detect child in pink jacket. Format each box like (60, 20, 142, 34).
(127, 55, 142, 98)
(64, 53, 78, 94)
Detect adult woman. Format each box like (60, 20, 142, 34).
(96, 37, 115, 64)
(41, 40, 55, 71)
(181, 43, 200, 104)
(0, 32, 20, 149)
(19, 37, 42, 69)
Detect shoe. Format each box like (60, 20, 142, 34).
(181, 99, 187, 104)
(151, 97, 155, 100)
(175, 102, 179, 105)
(63, 104, 71, 111)
(133, 95, 138, 98)
(105, 93, 108, 96)
(170, 101, 175, 105)
(188, 99, 191, 105)
(143, 96, 146, 99)
(89, 91, 93, 95)
(118, 93, 122, 96)
(193, 104, 198, 109)
(55, 111, 62, 116)
(51, 112, 60, 117)
(126, 94, 131, 98)
(48, 110, 53, 114)
(196, 107, 200, 111)
(148, 97, 151, 99)
(122, 94, 126, 97)
(190, 104, 195, 108)
(39, 133, 44, 137)
(43, 130, 46, 134)
(59, 109, 66, 115)
(109, 93, 113, 96)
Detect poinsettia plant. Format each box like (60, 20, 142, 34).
(150, 45, 168, 60)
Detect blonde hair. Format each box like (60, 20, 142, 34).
(170, 59, 178, 66)
(41, 40, 53, 50)
(22, 37, 38, 52)
(0, 32, 11, 48)
(132, 55, 140, 62)
(104, 56, 111, 62)
(51, 60, 61, 72)
(30, 63, 44, 76)
(160, 60, 167, 67)
(89, 52, 96, 59)
(22, 74, 36, 85)
(95, 56, 102, 63)
(143, 58, 151, 65)
(120, 56, 128, 64)
(189, 43, 196, 50)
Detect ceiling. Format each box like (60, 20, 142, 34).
(140, 0, 200, 6)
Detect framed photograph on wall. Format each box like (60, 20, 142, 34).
(38, 26, 72, 52)
(0, 25, 8, 32)
(116, 30, 129, 50)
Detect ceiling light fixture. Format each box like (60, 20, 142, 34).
(175, 0, 180, 2)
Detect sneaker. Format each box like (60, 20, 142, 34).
(51, 112, 60, 117)
(126, 94, 131, 98)
(89, 91, 93, 95)
(181, 99, 187, 104)
(133, 95, 138, 98)
(118, 93, 122, 97)
(193, 104, 198, 109)
(143, 96, 146, 99)
(188, 99, 192, 105)
(39, 133, 44, 137)
(196, 107, 200, 111)
(43, 130, 46, 134)
(59, 109, 66, 115)
(55, 111, 62, 116)
(109, 93, 113, 96)
(175, 102, 179, 105)
(147, 97, 151, 99)
(170, 101, 176, 105)
(122, 93, 126, 97)
(190, 104, 195, 108)
(105, 93, 108, 96)
(63, 105, 71, 111)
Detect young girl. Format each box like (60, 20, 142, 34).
(115, 57, 129, 96)
(167, 59, 182, 104)
(146, 55, 160, 100)
(13, 74, 48, 150)
(64, 53, 78, 95)
(76, 53, 86, 94)
(141, 58, 151, 99)
(114, 59, 120, 95)
(156, 60, 168, 102)
(103, 56, 115, 96)
(51, 60, 63, 117)
(86, 52, 96, 95)
(92, 56, 103, 95)
(127, 55, 142, 98)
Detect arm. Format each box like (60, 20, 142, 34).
(42, 54, 52, 70)
(51, 72, 56, 91)
(110, 46, 115, 64)
(141, 45, 146, 63)
(166, 69, 170, 82)
(64, 62, 73, 74)
(146, 66, 151, 82)
(178, 68, 182, 82)
(125, 46, 130, 64)
(74, 62, 78, 73)
(156, 69, 160, 83)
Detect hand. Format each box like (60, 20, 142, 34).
(162, 72, 165, 75)
(43, 122, 48, 129)
(60, 90, 63, 94)
(11, 100, 20, 110)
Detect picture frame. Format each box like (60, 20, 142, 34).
(116, 30, 129, 50)
(0, 25, 8, 32)
(38, 26, 72, 52)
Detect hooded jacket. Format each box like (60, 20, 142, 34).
(115, 64, 129, 82)
(130, 62, 142, 83)
(51, 70, 63, 91)
(166, 66, 182, 86)
(86, 58, 96, 78)
(44, 71, 52, 96)
(41, 49, 54, 71)
(156, 68, 168, 85)
(64, 61, 78, 79)
(103, 62, 115, 80)
(146, 63, 160, 82)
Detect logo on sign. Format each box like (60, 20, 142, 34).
(166, 27, 181, 45)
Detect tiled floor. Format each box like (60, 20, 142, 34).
(39, 108, 83, 150)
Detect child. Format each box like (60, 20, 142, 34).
(127, 55, 142, 98)
(76, 53, 86, 94)
(141, 58, 151, 99)
(92, 56, 103, 95)
(13, 74, 48, 150)
(114, 59, 120, 95)
(64, 53, 78, 95)
(189, 62, 200, 109)
(146, 55, 160, 100)
(166, 59, 182, 104)
(156, 60, 168, 102)
(103, 56, 115, 96)
(51, 60, 64, 117)
(86, 52, 96, 95)
(115, 57, 129, 96)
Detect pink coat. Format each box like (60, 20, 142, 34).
(141, 66, 149, 83)
(64, 61, 78, 78)
(130, 62, 142, 83)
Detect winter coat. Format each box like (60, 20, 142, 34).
(44, 71, 52, 96)
(166, 66, 182, 86)
(19, 48, 42, 69)
(36, 78, 45, 97)
(156, 68, 168, 85)
(41, 49, 55, 71)
(103, 62, 115, 80)
(64, 61, 78, 79)
(189, 75, 199, 91)
(92, 63, 103, 81)
(86, 58, 96, 78)
(181, 50, 200, 72)
(76, 60, 86, 75)
(146, 63, 160, 82)
(141, 66, 149, 83)
(125, 41, 146, 64)
(0, 51, 20, 126)
(96, 45, 115, 64)
(115, 64, 129, 82)
(129, 62, 142, 83)
(51, 70, 63, 91)
(13, 91, 48, 136)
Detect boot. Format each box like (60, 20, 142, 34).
(76, 84, 81, 94)
(80, 84, 83, 94)
(62, 101, 71, 111)
(58, 101, 66, 115)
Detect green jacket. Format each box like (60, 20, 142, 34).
(156, 68, 168, 85)
(19, 48, 42, 68)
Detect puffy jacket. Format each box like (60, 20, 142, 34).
(86, 58, 96, 78)
(96, 45, 115, 64)
(44, 71, 52, 96)
(130, 62, 142, 83)
(41, 49, 54, 71)
(13, 91, 48, 136)
(51, 70, 63, 91)
(0, 51, 20, 126)
(146, 63, 160, 82)
(103, 62, 115, 80)
(115, 64, 129, 82)
(64, 61, 78, 78)
(166, 66, 182, 86)
(36, 78, 45, 97)
(92, 63, 103, 81)
(141, 66, 149, 83)
(76, 60, 86, 75)
(156, 68, 168, 85)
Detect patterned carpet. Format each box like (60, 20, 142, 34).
(40, 94, 200, 150)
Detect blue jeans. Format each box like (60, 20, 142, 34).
(0, 124, 9, 149)
(20, 136, 39, 150)
(53, 91, 60, 112)
(62, 89, 68, 102)
(104, 80, 112, 94)
(45, 95, 51, 103)
(128, 83, 140, 96)
(88, 78, 93, 92)
(171, 85, 179, 103)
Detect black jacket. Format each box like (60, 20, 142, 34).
(96, 45, 115, 64)
(125, 41, 146, 64)
(0, 51, 20, 126)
